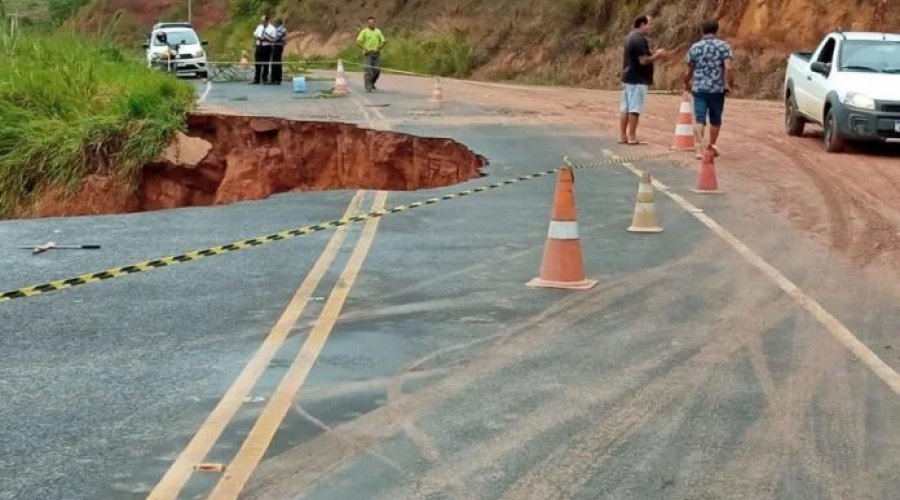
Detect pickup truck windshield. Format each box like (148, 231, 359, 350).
(840, 40, 900, 73)
(152, 30, 199, 47)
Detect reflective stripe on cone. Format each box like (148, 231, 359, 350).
(527, 167, 598, 290)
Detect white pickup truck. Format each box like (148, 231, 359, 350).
(784, 30, 900, 152)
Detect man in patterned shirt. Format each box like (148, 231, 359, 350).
(684, 19, 734, 158)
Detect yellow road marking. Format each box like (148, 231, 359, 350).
(148, 190, 365, 500)
(208, 191, 389, 499)
(601, 149, 900, 396)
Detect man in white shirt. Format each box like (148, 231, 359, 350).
(251, 15, 276, 84)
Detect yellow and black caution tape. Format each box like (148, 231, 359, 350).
(339, 60, 683, 95)
(565, 157, 624, 169)
(0, 152, 673, 303)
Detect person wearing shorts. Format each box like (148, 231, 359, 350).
(684, 19, 734, 158)
(620, 15, 668, 145)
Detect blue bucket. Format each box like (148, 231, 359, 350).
(292, 76, 307, 93)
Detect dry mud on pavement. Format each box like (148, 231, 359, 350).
(1, 75, 899, 500)
(434, 81, 900, 282)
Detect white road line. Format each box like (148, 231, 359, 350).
(199, 79, 212, 104)
(354, 98, 374, 125)
(601, 149, 900, 396)
(352, 93, 388, 129)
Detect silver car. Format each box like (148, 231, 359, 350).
(143, 22, 209, 78)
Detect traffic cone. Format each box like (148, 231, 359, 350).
(527, 168, 598, 291)
(334, 59, 349, 95)
(692, 146, 724, 195)
(627, 172, 663, 233)
(429, 77, 444, 106)
(671, 92, 695, 151)
(239, 50, 249, 70)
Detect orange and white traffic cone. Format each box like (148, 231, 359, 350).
(671, 92, 695, 151)
(627, 172, 663, 233)
(692, 146, 724, 195)
(429, 77, 444, 106)
(334, 59, 349, 95)
(527, 167, 598, 290)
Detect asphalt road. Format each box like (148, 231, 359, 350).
(1, 74, 898, 499)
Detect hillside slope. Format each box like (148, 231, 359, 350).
(70, 0, 900, 98)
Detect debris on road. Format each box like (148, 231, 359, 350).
(194, 463, 226, 473)
(21, 242, 102, 255)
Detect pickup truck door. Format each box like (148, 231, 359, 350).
(800, 37, 837, 120)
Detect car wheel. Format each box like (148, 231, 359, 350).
(824, 109, 845, 153)
(198, 71, 209, 79)
(785, 94, 806, 136)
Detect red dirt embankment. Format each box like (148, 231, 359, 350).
(31, 114, 486, 217)
(70, 0, 899, 98)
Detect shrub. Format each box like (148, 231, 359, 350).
(338, 29, 473, 78)
(0, 21, 194, 216)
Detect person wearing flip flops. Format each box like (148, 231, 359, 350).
(620, 15, 669, 146)
(684, 19, 735, 159)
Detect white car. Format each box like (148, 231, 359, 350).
(784, 30, 900, 152)
(143, 22, 209, 79)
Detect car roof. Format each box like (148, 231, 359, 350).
(836, 31, 900, 42)
(153, 22, 193, 30)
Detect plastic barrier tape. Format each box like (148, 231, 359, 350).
(0, 152, 673, 303)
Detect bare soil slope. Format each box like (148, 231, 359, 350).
(73, 0, 900, 98)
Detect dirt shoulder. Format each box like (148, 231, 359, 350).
(431, 79, 900, 283)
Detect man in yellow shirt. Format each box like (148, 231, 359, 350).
(356, 16, 386, 92)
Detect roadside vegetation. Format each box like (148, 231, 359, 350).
(0, 15, 194, 216)
(25, 0, 900, 98)
(336, 29, 473, 78)
(206, 2, 474, 79)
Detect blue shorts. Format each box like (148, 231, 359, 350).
(620, 84, 648, 114)
(693, 92, 726, 127)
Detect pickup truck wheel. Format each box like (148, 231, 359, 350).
(823, 109, 845, 153)
(785, 95, 806, 136)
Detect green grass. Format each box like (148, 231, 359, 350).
(337, 30, 473, 78)
(0, 19, 194, 216)
(203, 14, 257, 63)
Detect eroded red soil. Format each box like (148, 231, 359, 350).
(31, 114, 486, 217)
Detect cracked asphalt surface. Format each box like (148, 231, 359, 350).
(1, 73, 898, 499)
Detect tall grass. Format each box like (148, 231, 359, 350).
(203, 15, 258, 63)
(0, 19, 193, 216)
(338, 29, 473, 78)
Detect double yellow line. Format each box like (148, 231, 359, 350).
(151, 92, 396, 500)
(148, 191, 387, 499)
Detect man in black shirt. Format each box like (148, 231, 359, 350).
(620, 15, 667, 145)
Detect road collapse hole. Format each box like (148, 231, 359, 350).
(31, 113, 487, 217)
(140, 113, 488, 211)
